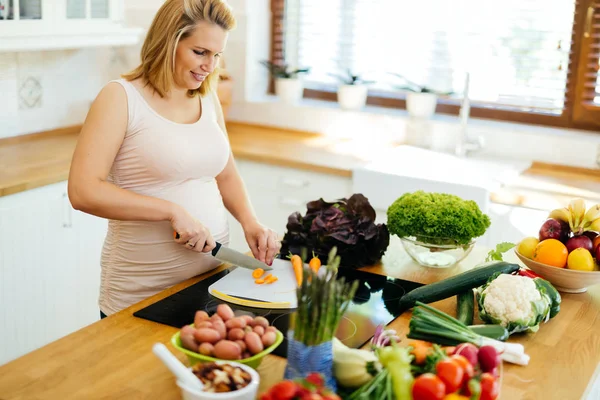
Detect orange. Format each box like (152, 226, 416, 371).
(533, 238, 568, 268)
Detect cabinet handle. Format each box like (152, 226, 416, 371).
(279, 178, 310, 188)
(279, 197, 305, 207)
(63, 192, 72, 228)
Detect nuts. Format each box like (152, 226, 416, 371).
(192, 362, 252, 393)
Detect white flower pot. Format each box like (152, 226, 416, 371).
(406, 92, 438, 119)
(337, 84, 368, 110)
(275, 78, 304, 104)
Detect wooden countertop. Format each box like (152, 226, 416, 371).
(1, 123, 599, 210)
(0, 242, 598, 399)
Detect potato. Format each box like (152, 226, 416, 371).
(262, 331, 277, 348)
(235, 340, 247, 352)
(194, 311, 210, 327)
(225, 317, 246, 330)
(240, 315, 254, 325)
(242, 351, 251, 359)
(213, 340, 242, 360)
(265, 326, 278, 334)
(180, 325, 196, 337)
(193, 328, 221, 344)
(198, 342, 214, 356)
(217, 304, 234, 321)
(244, 326, 253, 334)
(196, 321, 213, 329)
(180, 333, 199, 352)
(228, 328, 245, 341)
(253, 316, 269, 329)
(253, 326, 265, 336)
(210, 314, 223, 323)
(212, 320, 227, 340)
(244, 332, 264, 355)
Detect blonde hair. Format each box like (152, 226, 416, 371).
(123, 0, 236, 98)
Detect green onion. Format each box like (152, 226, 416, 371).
(408, 301, 529, 365)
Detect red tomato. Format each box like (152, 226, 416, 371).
(436, 359, 464, 394)
(412, 373, 446, 400)
(450, 354, 474, 385)
(270, 381, 299, 400)
(480, 373, 500, 400)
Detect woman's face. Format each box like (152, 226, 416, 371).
(174, 21, 228, 91)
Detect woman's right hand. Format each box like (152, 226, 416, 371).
(171, 206, 216, 253)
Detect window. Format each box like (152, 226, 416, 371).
(270, 0, 600, 131)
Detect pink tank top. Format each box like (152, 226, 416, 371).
(100, 79, 230, 315)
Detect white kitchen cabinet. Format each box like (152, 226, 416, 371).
(0, 181, 106, 366)
(0, 0, 143, 52)
(230, 160, 353, 251)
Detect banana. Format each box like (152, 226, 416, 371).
(588, 218, 600, 233)
(549, 207, 573, 230)
(568, 198, 587, 230)
(583, 204, 600, 227)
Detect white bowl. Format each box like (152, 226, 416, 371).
(177, 361, 259, 400)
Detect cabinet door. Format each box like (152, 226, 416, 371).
(0, 182, 72, 365)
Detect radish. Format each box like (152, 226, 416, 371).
(454, 343, 478, 366)
(478, 345, 501, 372)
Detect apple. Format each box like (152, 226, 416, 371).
(596, 245, 600, 262)
(539, 219, 570, 243)
(565, 235, 593, 253)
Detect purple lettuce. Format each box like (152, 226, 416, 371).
(280, 194, 390, 268)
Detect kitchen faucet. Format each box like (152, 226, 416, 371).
(455, 72, 484, 157)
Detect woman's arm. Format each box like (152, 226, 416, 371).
(68, 82, 213, 250)
(68, 82, 176, 221)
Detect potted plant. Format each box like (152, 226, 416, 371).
(261, 60, 310, 104)
(390, 73, 452, 119)
(329, 69, 374, 110)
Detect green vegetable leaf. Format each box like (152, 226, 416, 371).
(486, 242, 516, 262)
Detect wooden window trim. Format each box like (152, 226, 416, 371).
(269, 0, 600, 132)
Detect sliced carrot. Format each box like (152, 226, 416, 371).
(254, 278, 265, 284)
(252, 268, 265, 279)
(265, 276, 278, 284)
(290, 254, 303, 286)
(264, 273, 273, 281)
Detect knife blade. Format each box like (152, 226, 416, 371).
(175, 231, 272, 271)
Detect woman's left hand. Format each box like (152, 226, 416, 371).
(243, 221, 281, 266)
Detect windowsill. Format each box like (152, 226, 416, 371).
(227, 94, 600, 170)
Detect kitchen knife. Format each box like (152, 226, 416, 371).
(174, 231, 272, 271)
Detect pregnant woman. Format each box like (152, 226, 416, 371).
(67, 0, 280, 317)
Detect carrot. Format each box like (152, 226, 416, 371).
(408, 339, 433, 365)
(290, 254, 303, 286)
(255, 278, 265, 284)
(265, 276, 278, 284)
(309, 252, 321, 274)
(264, 273, 273, 281)
(252, 268, 265, 279)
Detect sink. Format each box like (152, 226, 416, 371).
(352, 145, 532, 214)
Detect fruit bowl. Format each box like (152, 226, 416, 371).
(171, 328, 284, 369)
(400, 235, 476, 269)
(515, 249, 600, 293)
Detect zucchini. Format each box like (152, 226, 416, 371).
(468, 324, 509, 341)
(535, 278, 561, 318)
(456, 290, 475, 325)
(398, 262, 520, 313)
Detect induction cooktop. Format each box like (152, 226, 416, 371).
(134, 266, 423, 358)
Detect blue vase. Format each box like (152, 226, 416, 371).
(284, 331, 337, 391)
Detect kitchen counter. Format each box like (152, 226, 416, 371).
(0, 242, 598, 399)
(1, 122, 599, 209)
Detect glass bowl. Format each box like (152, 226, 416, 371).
(400, 235, 476, 268)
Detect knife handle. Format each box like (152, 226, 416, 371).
(174, 230, 220, 256)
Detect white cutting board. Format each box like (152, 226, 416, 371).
(208, 258, 304, 309)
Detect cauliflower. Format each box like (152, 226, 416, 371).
(476, 273, 551, 334)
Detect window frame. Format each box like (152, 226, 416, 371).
(269, 0, 600, 132)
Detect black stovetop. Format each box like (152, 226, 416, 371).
(134, 266, 423, 358)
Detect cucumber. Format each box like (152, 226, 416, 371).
(535, 278, 561, 318)
(398, 262, 520, 313)
(456, 290, 474, 325)
(468, 324, 509, 341)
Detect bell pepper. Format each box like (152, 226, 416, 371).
(377, 343, 414, 399)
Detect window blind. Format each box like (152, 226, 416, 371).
(280, 0, 577, 115)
